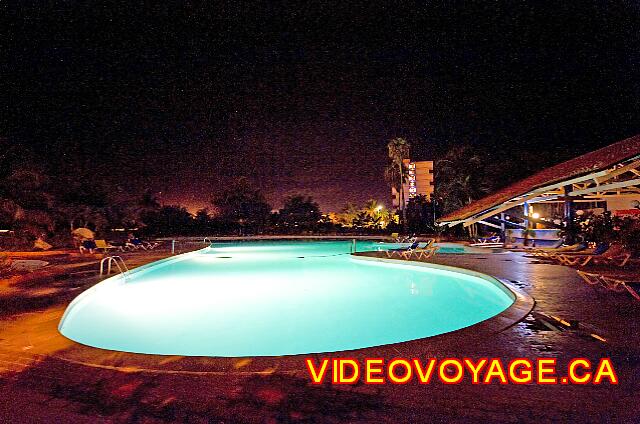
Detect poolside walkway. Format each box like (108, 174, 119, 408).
(1, 249, 639, 422)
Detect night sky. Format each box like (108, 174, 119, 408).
(4, 2, 639, 212)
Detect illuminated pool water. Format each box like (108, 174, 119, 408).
(59, 241, 514, 357)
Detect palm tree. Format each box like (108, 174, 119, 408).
(435, 145, 496, 238)
(387, 137, 410, 232)
(360, 199, 391, 229)
(362, 199, 381, 219)
(336, 202, 359, 227)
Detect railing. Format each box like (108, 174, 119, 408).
(99, 256, 129, 280)
(170, 238, 214, 255)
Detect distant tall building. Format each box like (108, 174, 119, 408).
(392, 159, 434, 208)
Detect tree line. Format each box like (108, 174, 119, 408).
(1, 136, 508, 248)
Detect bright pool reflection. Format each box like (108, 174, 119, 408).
(59, 240, 513, 357)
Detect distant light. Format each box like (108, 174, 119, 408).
(376, 205, 383, 211)
(531, 213, 540, 219)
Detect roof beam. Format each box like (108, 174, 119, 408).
(437, 219, 464, 227)
(455, 170, 613, 226)
(438, 155, 640, 225)
(569, 178, 640, 196)
(462, 190, 556, 227)
(477, 220, 502, 229)
(528, 195, 561, 203)
(595, 159, 640, 184)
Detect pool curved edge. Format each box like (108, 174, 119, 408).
(50, 254, 535, 375)
(350, 254, 534, 335)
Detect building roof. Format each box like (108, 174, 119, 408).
(438, 134, 640, 224)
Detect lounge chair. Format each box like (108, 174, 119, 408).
(556, 243, 631, 267)
(599, 273, 640, 301)
(470, 235, 504, 248)
(577, 270, 640, 301)
(477, 235, 499, 243)
(408, 238, 435, 249)
(399, 242, 437, 260)
(552, 243, 607, 264)
(95, 239, 124, 253)
(401, 246, 439, 260)
(144, 240, 160, 250)
(393, 234, 417, 243)
(529, 242, 587, 258)
(386, 241, 420, 258)
(398, 243, 424, 259)
(576, 270, 615, 289)
(126, 238, 160, 251)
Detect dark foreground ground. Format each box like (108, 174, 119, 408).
(1, 247, 639, 423)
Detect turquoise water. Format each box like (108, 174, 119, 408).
(59, 240, 513, 357)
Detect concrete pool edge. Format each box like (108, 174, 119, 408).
(46, 254, 534, 375)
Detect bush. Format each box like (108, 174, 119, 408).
(577, 211, 615, 243)
(616, 217, 640, 255)
(575, 212, 640, 255)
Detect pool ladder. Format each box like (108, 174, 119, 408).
(99, 256, 129, 280)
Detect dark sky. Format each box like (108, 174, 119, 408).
(3, 2, 639, 212)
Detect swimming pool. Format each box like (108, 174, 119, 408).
(59, 240, 514, 357)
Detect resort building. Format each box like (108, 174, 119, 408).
(437, 134, 640, 245)
(392, 159, 434, 207)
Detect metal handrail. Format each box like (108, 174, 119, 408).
(99, 256, 129, 280)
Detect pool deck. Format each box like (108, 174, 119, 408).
(1, 247, 639, 422)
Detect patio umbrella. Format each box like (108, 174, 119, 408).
(72, 227, 95, 240)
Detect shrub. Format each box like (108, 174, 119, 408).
(616, 216, 640, 255)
